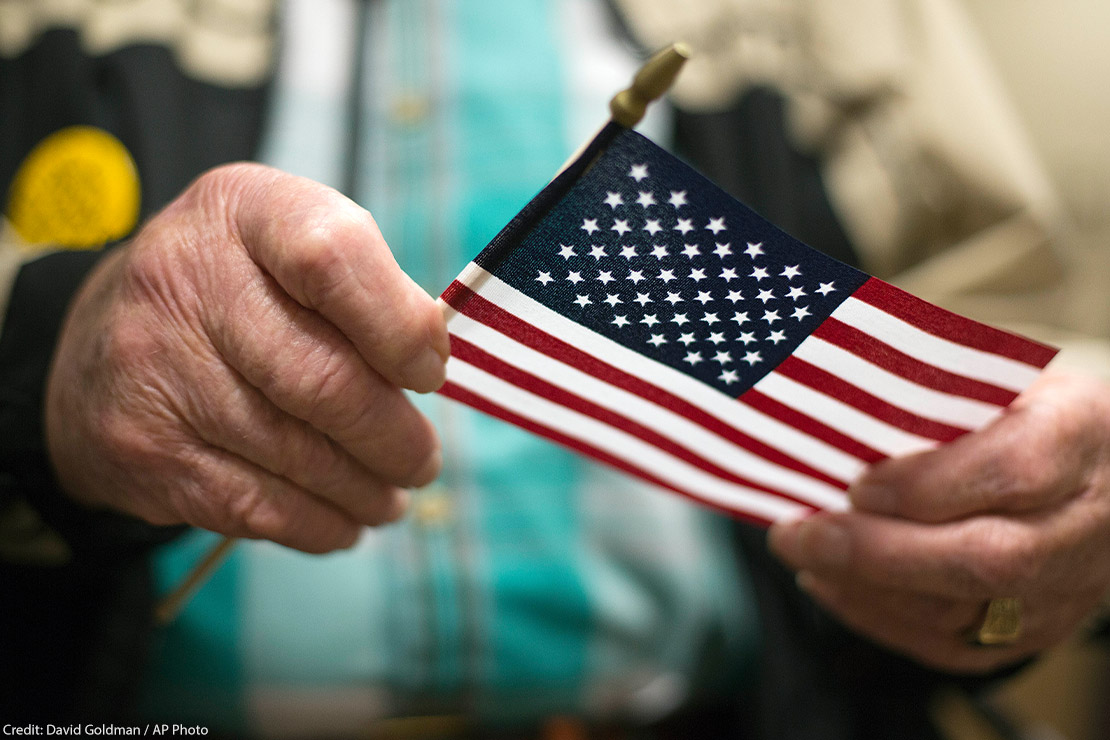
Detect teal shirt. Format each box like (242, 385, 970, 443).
(144, 1, 758, 732)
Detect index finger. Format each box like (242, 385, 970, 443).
(229, 165, 450, 393)
(770, 510, 1039, 600)
(848, 373, 1101, 522)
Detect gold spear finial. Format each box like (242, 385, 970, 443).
(609, 42, 691, 128)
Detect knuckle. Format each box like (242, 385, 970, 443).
(98, 410, 153, 468)
(299, 264, 347, 315)
(988, 452, 1054, 500)
(285, 216, 361, 311)
(119, 239, 182, 309)
(193, 162, 254, 189)
(296, 348, 366, 433)
(254, 415, 353, 503)
(965, 527, 1042, 594)
(102, 321, 153, 378)
(225, 482, 280, 538)
(187, 166, 234, 204)
(191, 162, 273, 208)
(215, 437, 364, 552)
(962, 454, 1023, 510)
(295, 436, 355, 498)
(95, 385, 176, 470)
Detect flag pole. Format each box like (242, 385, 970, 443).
(155, 42, 692, 626)
(154, 534, 238, 625)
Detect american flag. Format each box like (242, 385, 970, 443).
(439, 125, 1057, 525)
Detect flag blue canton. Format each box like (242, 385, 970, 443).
(477, 131, 869, 397)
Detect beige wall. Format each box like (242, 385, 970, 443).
(953, 11, 1110, 740)
(963, 1, 1110, 339)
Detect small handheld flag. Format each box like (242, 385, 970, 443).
(158, 45, 1058, 624)
(438, 58, 1057, 525)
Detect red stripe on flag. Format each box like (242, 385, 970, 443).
(813, 318, 1019, 407)
(441, 279, 475, 309)
(439, 380, 802, 527)
(775, 355, 968, 442)
(444, 281, 853, 488)
(852, 278, 1057, 367)
(737, 389, 886, 464)
(450, 335, 826, 507)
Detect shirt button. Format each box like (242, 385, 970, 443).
(391, 92, 430, 125)
(412, 485, 452, 527)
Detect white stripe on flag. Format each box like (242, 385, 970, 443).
(753, 372, 941, 458)
(447, 357, 829, 522)
(832, 297, 1042, 393)
(792, 336, 1007, 429)
(449, 311, 848, 509)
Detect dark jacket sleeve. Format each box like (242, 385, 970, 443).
(0, 20, 273, 721)
(0, 248, 190, 723)
(0, 247, 186, 559)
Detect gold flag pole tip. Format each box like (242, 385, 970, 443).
(609, 42, 691, 129)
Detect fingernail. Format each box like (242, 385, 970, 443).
(401, 346, 448, 393)
(385, 488, 411, 523)
(410, 447, 443, 488)
(798, 518, 851, 570)
(848, 480, 896, 514)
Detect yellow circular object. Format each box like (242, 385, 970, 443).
(6, 126, 141, 250)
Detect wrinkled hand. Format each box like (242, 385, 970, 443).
(45, 164, 449, 553)
(769, 371, 1110, 673)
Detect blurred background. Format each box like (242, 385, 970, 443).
(954, 7, 1110, 740)
(802, 3, 1110, 739)
(964, 1, 1110, 343)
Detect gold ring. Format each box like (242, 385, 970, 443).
(968, 597, 1023, 647)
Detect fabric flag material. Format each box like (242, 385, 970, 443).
(438, 124, 1058, 525)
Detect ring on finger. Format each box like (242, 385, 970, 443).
(967, 597, 1023, 647)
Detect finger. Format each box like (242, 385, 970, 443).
(769, 511, 1047, 599)
(181, 351, 411, 526)
(206, 260, 442, 488)
(797, 572, 981, 634)
(796, 572, 1035, 673)
(849, 375, 1098, 522)
(225, 165, 449, 393)
(177, 446, 364, 553)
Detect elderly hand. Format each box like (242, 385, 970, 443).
(769, 370, 1110, 673)
(44, 164, 448, 553)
